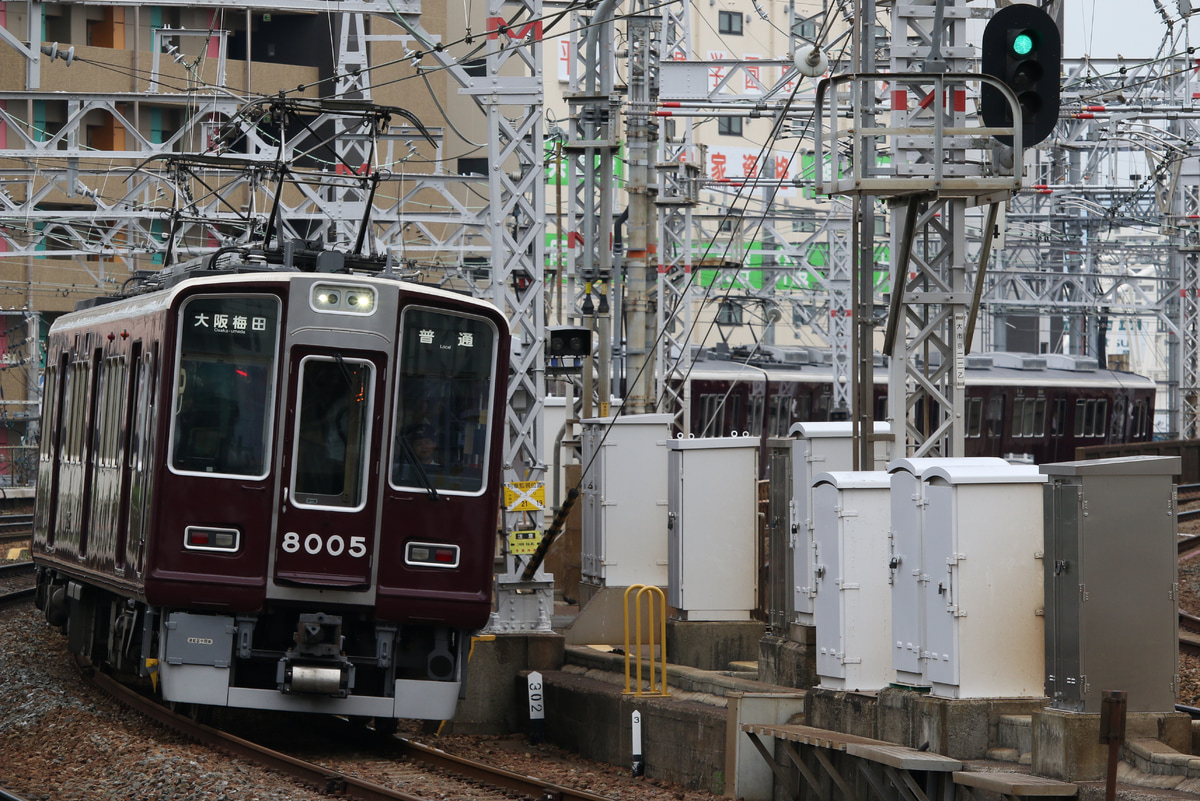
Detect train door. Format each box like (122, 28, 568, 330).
(122, 343, 155, 576)
(55, 350, 98, 558)
(87, 354, 128, 570)
(274, 349, 385, 588)
(34, 354, 66, 549)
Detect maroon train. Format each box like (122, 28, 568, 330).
(33, 251, 509, 724)
(681, 347, 1156, 463)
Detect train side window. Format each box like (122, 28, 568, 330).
(1074, 399, 1087, 437)
(1022, 398, 1036, 437)
(966, 397, 983, 438)
(699, 394, 721, 438)
(40, 365, 59, 461)
(774, 395, 794, 437)
(1081, 399, 1097, 437)
(749, 395, 764, 437)
(128, 357, 146, 471)
(1011, 398, 1025, 437)
(170, 294, 281, 478)
(66, 361, 90, 464)
(796, 394, 812, 422)
(1052, 398, 1066, 437)
(1032, 398, 1046, 437)
(985, 395, 1004, 437)
(1133, 399, 1148, 438)
(815, 392, 830, 421)
(1095, 399, 1108, 437)
(392, 307, 498, 494)
(96, 356, 127, 468)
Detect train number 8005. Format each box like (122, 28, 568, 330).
(281, 532, 368, 558)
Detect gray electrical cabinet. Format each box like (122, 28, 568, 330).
(790, 422, 892, 627)
(766, 439, 794, 632)
(580, 414, 673, 588)
(1041, 455, 1180, 713)
(667, 437, 759, 621)
(812, 471, 894, 691)
(887, 457, 1008, 687)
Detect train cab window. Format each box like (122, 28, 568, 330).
(392, 307, 498, 494)
(1074, 399, 1087, 438)
(170, 295, 280, 478)
(293, 357, 374, 508)
(1095, 399, 1108, 437)
(965, 397, 983, 438)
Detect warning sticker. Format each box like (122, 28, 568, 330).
(504, 481, 546, 511)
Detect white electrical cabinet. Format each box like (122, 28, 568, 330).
(812, 471, 893, 691)
(580, 414, 673, 587)
(666, 437, 758, 621)
(921, 464, 1046, 699)
(789, 422, 892, 626)
(886, 457, 1009, 687)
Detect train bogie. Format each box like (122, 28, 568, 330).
(33, 259, 510, 720)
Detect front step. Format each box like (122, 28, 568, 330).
(987, 714, 1033, 765)
(1118, 738, 1200, 792)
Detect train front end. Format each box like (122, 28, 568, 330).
(36, 269, 510, 723)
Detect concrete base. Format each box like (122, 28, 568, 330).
(806, 686, 1048, 759)
(562, 585, 671, 647)
(1032, 706, 1193, 782)
(450, 632, 564, 734)
(666, 618, 766, 671)
(757, 626, 817, 689)
(540, 668, 730, 794)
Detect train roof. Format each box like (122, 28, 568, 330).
(50, 264, 500, 336)
(681, 346, 1154, 389)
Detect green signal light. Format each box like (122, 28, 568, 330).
(1012, 32, 1034, 55)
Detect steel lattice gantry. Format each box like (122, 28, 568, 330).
(0, 0, 551, 626)
(976, 45, 1200, 438)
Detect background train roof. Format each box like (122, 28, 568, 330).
(684, 345, 1154, 388)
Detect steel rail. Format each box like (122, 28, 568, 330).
(82, 662, 427, 801)
(0, 586, 34, 607)
(82, 658, 619, 801)
(392, 736, 618, 801)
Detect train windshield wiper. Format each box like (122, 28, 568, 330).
(397, 435, 440, 500)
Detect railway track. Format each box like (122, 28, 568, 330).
(80, 658, 618, 801)
(0, 513, 32, 546)
(1182, 610, 1200, 657)
(0, 583, 34, 607)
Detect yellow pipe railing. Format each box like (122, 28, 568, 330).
(622, 584, 669, 696)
